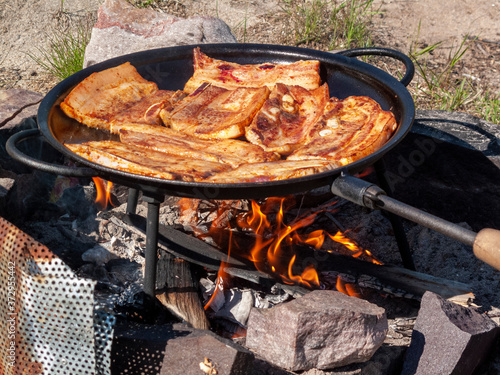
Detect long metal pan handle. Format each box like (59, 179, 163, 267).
(337, 47, 415, 87)
(6, 128, 96, 177)
(331, 173, 500, 271)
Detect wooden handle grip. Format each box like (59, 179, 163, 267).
(473, 228, 500, 271)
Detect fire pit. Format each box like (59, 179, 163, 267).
(2, 45, 500, 374)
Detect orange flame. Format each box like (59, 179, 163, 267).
(328, 231, 383, 265)
(92, 177, 115, 210)
(204, 231, 232, 311)
(336, 277, 362, 298)
(179, 196, 382, 296)
(238, 197, 322, 288)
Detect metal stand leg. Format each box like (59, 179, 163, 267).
(374, 159, 416, 270)
(142, 193, 164, 297)
(126, 188, 139, 215)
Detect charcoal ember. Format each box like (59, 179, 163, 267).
(401, 291, 500, 375)
(161, 325, 254, 375)
(246, 290, 388, 371)
(84, 0, 237, 67)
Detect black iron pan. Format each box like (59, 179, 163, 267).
(8, 44, 500, 272)
(9, 43, 415, 200)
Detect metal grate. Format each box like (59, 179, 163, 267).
(0, 216, 112, 375)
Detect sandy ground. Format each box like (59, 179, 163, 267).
(1, 0, 499, 95)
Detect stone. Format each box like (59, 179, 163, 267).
(301, 344, 406, 375)
(3, 171, 59, 224)
(245, 290, 388, 371)
(0, 88, 43, 129)
(0, 177, 15, 198)
(110, 320, 253, 375)
(161, 327, 254, 375)
(401, 291, 500, 375)
(83, 0, 237, 67)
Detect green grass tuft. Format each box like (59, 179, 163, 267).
(280, 0, 376, 50)
(29, 19, 92, 81)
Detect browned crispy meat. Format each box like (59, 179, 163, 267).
(60, 62, 182, 133)
(111, 90, 186, 127)
(205, 159, 334, 183)
(245, 83, 329, 155)
(118, 123, 280, 168)
(183, 47, 321, 94)
(65, 141, 231, 181)
(161, 83, 270, 139)
(287, 96, 398, 165)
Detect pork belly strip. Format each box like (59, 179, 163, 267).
(183, 47, 321, 94)
(118, 124, 280, 168)
(205, 159, 335, 183)
(65, 141, 231, 182)
(288, 96, 398, 164)
(60, 62, 179, 132)
(161, 83, 270, 139)
(245, 83, 329, 155)
(111, 89, 186, 127)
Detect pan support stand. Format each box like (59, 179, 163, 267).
(139, 192, 163, 298)
(127, 157, 419, 299)
(373, 159, 416, 270)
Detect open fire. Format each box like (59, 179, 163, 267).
(92, 177, 115, 210)
(178, 195, 383, 298)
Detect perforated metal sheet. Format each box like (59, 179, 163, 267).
(0, 216, 112, 375)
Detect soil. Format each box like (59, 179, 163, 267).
(1, 0, 499, 114)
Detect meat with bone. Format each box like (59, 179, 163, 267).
(183, 47, 321, 94)
(245, 83, 329, 155)
(287, 96, 397, 165)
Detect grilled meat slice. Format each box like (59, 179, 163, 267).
(161, 83, 270, 140)
(288, 96, 397, 165)
(60, 62, 181, 133)
(184, 47, 321, 93)
(205, 159, 334, 183)
(118, 123, 280, 168)
(111, 89, 186, 128)
(245, 83, 329, 155)
(65, 141, 231, 181)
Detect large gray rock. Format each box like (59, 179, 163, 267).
(402, 291, 499, 375)
(245, 290, 388, 371)
(83, 0, 237, 67)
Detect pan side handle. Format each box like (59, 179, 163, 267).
(6, 128, 97, 177)
(337, 47, 415, 87)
